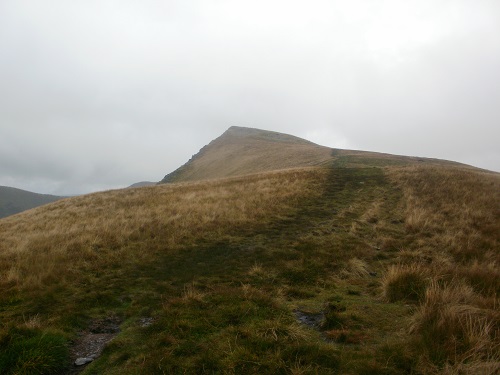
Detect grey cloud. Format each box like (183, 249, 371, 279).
(0, 0, 499, 194)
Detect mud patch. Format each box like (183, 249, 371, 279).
(67, 315, 121, 374)
(294, 309, 324, 329)
(87, 315, 121, 334)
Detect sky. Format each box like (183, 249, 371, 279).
(1, 0, 499, 195)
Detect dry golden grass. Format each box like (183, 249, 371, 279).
(382, 263, 429, 302)
(339, 257, 370, 279)
(1, 153, 498, 373)
(163, 127, 335, 183)
(388, 166, 499, 261)
(0, 167, 327, 292)
(182, 140, 334, 181)
(385, 165, 500, 372)
(181, 283, 206, 302)
(410, 281, 499, 368)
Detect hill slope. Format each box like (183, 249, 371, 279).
(0, 129, 498, 374)
(160, 126, 333, 183)
(0, 186, 63, 218)
(160, 126, 465, 183)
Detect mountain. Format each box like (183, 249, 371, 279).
(160, 126, 334, 183)
(160, 126, 464, 183)
(0, 127, 498, 374)
(0, 186, 64, 218)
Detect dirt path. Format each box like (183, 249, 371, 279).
(66, 315, 121, 374)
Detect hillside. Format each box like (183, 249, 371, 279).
(0, 129, 498, 374)
(160, 126, 464, 184)
(0, 186, 63, 218)
(160, 126, 332, 183)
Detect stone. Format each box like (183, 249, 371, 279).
(75, 357, 94, 366)
(139, 317, 154, 327)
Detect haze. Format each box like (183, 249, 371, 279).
(1, 0, 499, 195)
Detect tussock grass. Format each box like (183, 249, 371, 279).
(340, 257, 370, 279)
(382, 263, 429, 302)
(410, 281, 499, 368)
(453, 260, 500, 296)
(386, 165, 500, 372)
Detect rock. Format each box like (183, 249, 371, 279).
(75, 357, 94, 366)
(139, 317, 154, 327)
(294, 309, 324, 329)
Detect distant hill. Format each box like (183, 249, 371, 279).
(128, 181, 156, 188)
(160, 126, 466, 183)
(0, 186, 63, 218)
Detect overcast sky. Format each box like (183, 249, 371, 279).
(1, 0, 499, 195)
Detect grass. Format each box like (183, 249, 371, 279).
(0, 326, 68, 374)
(0, 162, 498, 374)
(385, 165, 500, 372)
(160, 126, 335, 183)
(91, 284, 340, 374)
(0, 168, 320, 291)
(409, 281, 498, 367)
(382, 263, 429, 302)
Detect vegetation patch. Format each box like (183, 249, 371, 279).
(0, 327, 69, 375)
(382, 264, 428, 302)
(0, 162, 498, 373)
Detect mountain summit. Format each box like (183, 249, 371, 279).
(160, 126, 334, 183)
(160, 126, 463, 184)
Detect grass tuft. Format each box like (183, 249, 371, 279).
(382, 263, 429, 302)
(340, 257, 370, 279)
(409, 281, 499, 367)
